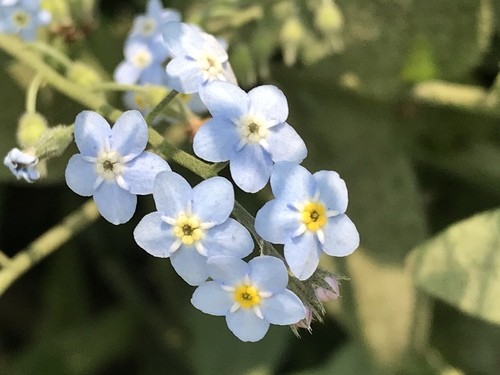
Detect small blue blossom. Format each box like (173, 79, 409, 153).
(161, 22, 237, 94)
(193, 81, 307, 192)
(65, 110, 170, 225)
(130, 0, 180, 43)
(255, 162, 359, 280)
(114, 36, 168, 85)
(191, 255, 306, 342)
(134, 171, 253, 286)
(0, 0, 50, 41)
(4, 147, 39, 183)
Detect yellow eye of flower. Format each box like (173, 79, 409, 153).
(12, 11, 31, 28)
(173, 215, 203, 245)
(301, 202, 327, 232)
(234, 285, 261, 308)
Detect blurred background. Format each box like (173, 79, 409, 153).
(0, 0, 499, 374)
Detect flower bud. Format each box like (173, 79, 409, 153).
(280, 18, 305, 66)
(4, 148, 40, 183)
(294, 306, 313, 332)
(314, 0, 344, 34)
(315, 275, 340, 302)
(67, 62, 101, 87)
(34, 125, 74, 160)
(16, 112, 49, 149)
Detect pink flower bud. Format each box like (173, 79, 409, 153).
(294, 306, 312, 331)
(315, 276, 340, 302)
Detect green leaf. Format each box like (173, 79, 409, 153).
(411, 209, 500, 325)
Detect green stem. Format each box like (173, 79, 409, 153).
(91, 82, 151, 93)
(26, 73, 43, 114)
(29, 41, 73, 68)
(145, 89, 179, 125)
(0, 200, 99, 297)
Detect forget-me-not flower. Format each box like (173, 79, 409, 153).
(255, 162, 359, 280)
(114, 36, 168, 85)
(193, 81, 307, 192)
(0, 0, 50, 41)
(191, 255, 306, 342)
(65, 110, 170, 225)
(130, 0, 180, 42)
(4, 147, 39, 183)
(161, 22, 237, 94)
(134, 171, 253, 286)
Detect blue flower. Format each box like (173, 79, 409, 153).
(65, 110, 170, 225)
(191, 255, 306, 342)
(0, 0, 50, 41)
(255, 162, 359, 280)
(161, 22, 237, 93)
(193, 81, 307, 192)
(130, 0, 180, 42)
(114, 36, 168, 85)
(4, 147, 39, 183)
(134, 171, 253, 286)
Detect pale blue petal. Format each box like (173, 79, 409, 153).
(191, 281, 233, 316)
(65, 154, 97, 196)
(159, 9, 181, 24)
(170, 247, 209, 286)
(206, 256, 247, 285)
(203, 219, 253, 258)
(114, 61, 142, 85)
(221, 61, 238, 86)
(313, 170, 348, 214)
(123, 152, 170, 195)
(226, 309, 270, 342)
(261, 290, 306, 325)
(248, 256, 288, 293)
(192, 177, 233, 223)
(193, 118, 239, 162)
(93, 182, 137, 225)
(255, 200, 300, 244)
(37, 10, 50, 25)
(267, 122, 307, 163)
(153, 171, 192, 216)
(74, 111, 111, 157)
(166, 56, 204, 93)
(230, 145, 272, 193)
(111, 110, 148, 158)
(21, 0, 38, 11)
(19, 27, 36, 42)
(133, 211, 176, 258)
(162, 22, 204, 57)
(270, 162, 316, 202)
(202, 81, 249, 120)
(140, 63, 166, 85)
(248, 85, 288, 125)
(323, 214, 360, 257)
(146, 0, 162, 16)
(284, 232, 321, 280)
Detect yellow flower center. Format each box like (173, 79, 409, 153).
(133, 92, 149, 110)
(173, 215, 203, 245)
(12, 11, 31, 28)
(198, 53, 224, 81)
(132, 49, 152, 68)
(139, 18, 157, 36)
(234, 285, 261, 308)
(301, 202, 327, 232)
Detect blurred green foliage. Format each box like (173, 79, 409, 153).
(0, 0, 499, 374)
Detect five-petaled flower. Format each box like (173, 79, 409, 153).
(65, 110, 170, 225)
(193, 81, 307, 192)
(0, 0, 51, 41)
(134, 171, 253, 285)
(4, 147, 40, 183)
(161, 22, 237, 94)
(191, 255, 306, 342)
(255, 162, 359, 280)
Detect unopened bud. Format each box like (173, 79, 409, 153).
(315, 276, 340, 302)
(280, 18, 304, 66)
(4, 148, 40, 183)
(294, 306, 313, 332)
(16, 112, 49, 149)
(67, 62, 101, 87)
(34, 125, 74, 160)
(315, 0, 344, 34)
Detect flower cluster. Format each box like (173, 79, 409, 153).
(0, 0, 50, 41)
(2, 0, 359, 342)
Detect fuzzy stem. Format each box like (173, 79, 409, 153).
(25, 73, 43, 114)
(145, 89, 179, 125)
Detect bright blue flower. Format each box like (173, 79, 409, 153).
(134, 171, 253, 285)
(193, 81, 307, 192)
(191, 255, 306, 342)
(114, 36, 168, 85)
(0, 0, 50, 41)
(4, 147, 39, 183)
(255, 162, 359, 280)
(65, 110, 170, 225)
(161, 22, 237, 94)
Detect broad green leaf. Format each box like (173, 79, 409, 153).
(411, 209, 500, 325)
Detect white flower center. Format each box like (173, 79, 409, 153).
(236, 114, 269, 149)
(95, 150, 125, 181)
(12, 10, 31, 29)
(197, 52, 225, 82)
(132, 49, 153, 68)
(138, 17, 157, 36)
